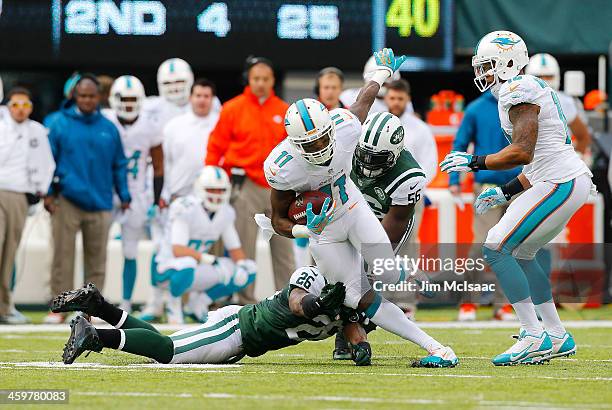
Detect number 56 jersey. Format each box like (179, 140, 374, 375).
(264, 108, 365, 220)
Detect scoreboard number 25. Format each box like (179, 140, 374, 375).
(386, 0, 440, 38)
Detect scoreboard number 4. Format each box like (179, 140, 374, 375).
(386, 0, 440, 38)
(198, 2, 231, 37)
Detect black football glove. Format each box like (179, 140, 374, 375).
(318, 282, 346, 312)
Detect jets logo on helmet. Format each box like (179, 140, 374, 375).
(285, 98, 335, 165)
(193, 166, 231, 212)
(109, 75, 145, 122)
(526, 53, 560, 90)
(472, 31, 529, 95)
(354, 112, 404, 178)
(157, 58, 194, 107)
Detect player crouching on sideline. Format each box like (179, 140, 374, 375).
(153, 166, 256, 324)
(257, 48, 457, 368)
(102, 76, 164, 314)
(52, 266, 373, 366)
(440, 31, 594, 365)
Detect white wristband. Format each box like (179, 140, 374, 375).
(200, 253, 216, 264)
(291, 224, 310, 239)
(370, 69, 392, 87)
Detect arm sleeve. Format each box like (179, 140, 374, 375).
(112, 129, 131, 203)
(289, 266, 327, 296)
(205, 106, 232, 165)
(449, 110, 475, 186)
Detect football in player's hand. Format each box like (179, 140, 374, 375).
(288, 191, 331, 225)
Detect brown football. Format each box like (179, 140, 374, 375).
(288, 191, 331, 225)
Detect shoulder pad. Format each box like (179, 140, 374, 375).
(264, 142, 302, 191)
(499, 75, 546, 110)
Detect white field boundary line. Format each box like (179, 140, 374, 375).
(2, 362, 612, 382)
(2, 320, 612, 333)
(69, 391, 612, 409)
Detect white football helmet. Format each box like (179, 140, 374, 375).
(285, 98, 335, 165)
(363, 55, 400, 97)
(157, 58, 194, 107)
(354, 112, 405, 178)
(193, 166, 231, 212)
(472, 31, 529, 95)
(109, 75, 145, 122)
(526, 53, 560, 90)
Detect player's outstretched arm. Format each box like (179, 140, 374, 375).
(288, 283, 346, 319)
(382, 205, 414, 245)
(484, 103, 539, 169)
(270, 188, 299, 238)
(350, 48, 407, 123)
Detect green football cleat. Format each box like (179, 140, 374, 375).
(52, 283, 104, 316)
(492, 330, 553, 366)
(62, 315, 103, 365)
(547, 332, 576, 359)
(413, 346, 459, 368)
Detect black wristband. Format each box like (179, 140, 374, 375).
(300, 294, 322, 319)
(500, 177, 524, 200)
(469, 155, 488, 172)
(153, 175, 164, 205)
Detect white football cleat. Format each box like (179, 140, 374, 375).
(548, 332, 577, 359)
(492, 330, 553, 366)
(166, 296, 184, 325)
(415, 346, 459, 368)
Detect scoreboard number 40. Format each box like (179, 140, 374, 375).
(386, 0, 440, 38)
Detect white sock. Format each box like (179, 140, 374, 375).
(512, 297, 543, 335)
(369, 298, 443, 353)
(536, 299, 566, 337)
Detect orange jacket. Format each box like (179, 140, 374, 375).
(206, 86, 289, 187)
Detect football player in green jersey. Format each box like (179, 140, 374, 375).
(52, 266, 373, 366)
(333, 112, 429, 360)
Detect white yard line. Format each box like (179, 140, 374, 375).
(2, 320, 612, 333)
(2, 362, 611, 382)
(68, 391, 612, 409)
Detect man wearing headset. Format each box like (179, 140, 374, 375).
(206, 56, 295, 303)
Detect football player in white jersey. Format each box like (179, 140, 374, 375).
(526, 53, 591, 155)
(102, 75, 164, 313)
(261, 49, 458, 368)
(155, 166, 256, 324)
(441, 31, 595, 366)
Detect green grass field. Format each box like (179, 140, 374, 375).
(2, 308, 611, 410)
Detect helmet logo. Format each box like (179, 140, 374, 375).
(491, 37, 521, 51)
(390, 127, 404, 145)
(375, 187, 386, 200)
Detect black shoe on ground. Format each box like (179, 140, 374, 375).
(332, 332, 353, 360)
(62, 315, 103, 364)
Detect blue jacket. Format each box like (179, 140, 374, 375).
(47, 101, 131, 211)
(449, 91, 521, 186)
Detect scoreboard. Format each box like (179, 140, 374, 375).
(0, 0, 452, 71)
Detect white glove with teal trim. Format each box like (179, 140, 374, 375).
(306, 197, 335, 235)
(439, 151, 474, 173)
(369, 48, 407, 86)
(474, 187, 507, 215)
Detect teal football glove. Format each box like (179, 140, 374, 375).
(306, 197, 335, 235)
(373, 48, 407, 75)
(439, 151, 473, 173)
(147, 204, 158, 221)
(474, 187, 508, 215)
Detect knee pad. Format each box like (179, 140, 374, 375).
(169, 268, 195, 297)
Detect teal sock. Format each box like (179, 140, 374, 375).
(535, 249, 552, 279)
(121, 329, 174, 364)
(482, 247, 531, 304)
(518, 258, 552, 305)
(122, 258, 137, 301)
(150, 254, 159, 286)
